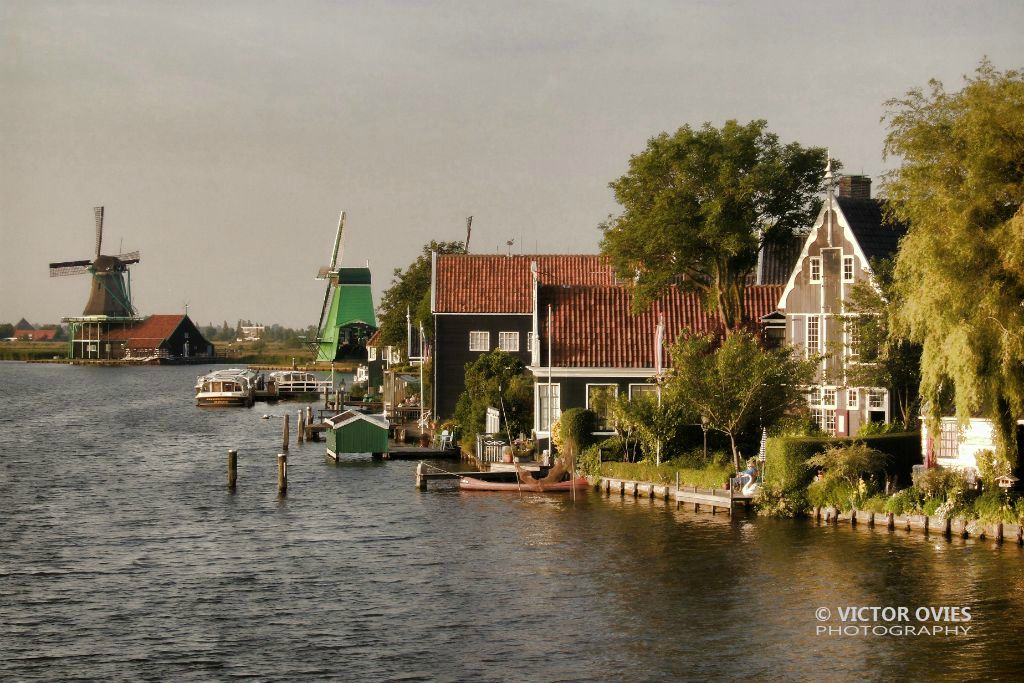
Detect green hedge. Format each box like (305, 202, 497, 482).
(765, 432, 922, 492)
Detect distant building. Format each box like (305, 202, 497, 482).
(75, 314, 214, 362)
(240, 325, 265, 342)
(13, 319, 59, 341)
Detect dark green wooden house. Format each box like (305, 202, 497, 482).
(324, 410, 389, 460)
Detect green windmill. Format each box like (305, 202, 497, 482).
(313, 211, 377, 363)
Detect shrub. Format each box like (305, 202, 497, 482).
(884, 488, 923, 515)
(860, 495, 888, 513)
(755, 483, 809, 518)
(807, 478, 858, 511)
(578, 444, 603, 478)
(923, 498, 942, 516)
(806, 442, 887, 486)
(599, 460, 732, 489)
(973, 491, 1013, 523)
(558, 408, 597, 459)
(765, 433, 922, 491)
(913, 466, 970, 502)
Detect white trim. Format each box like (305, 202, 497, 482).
(779, 199, 875, 311)
(842, 254, 855, 283)
(527, 366, 656, 378)
(628, 383, 658, 399)
(430, 250, 437, 313)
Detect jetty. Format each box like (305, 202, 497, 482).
(598, 477, 752, 514)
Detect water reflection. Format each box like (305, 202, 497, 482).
(3, 362, 1024, 680)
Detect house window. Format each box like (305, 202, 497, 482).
(527, 331, 535, 354)
(822, 387, 836, 407)
(469, 331, 490, 352)
(808, 389, 821, 407)
(868, 389, 885, 409)
(822, 409, 836, 435)
(587, 384, 618, 431)
(938, 421, 959, 459)
(806, 316, 819, 356)
(368, 347, 377, 361)
(629, 383, 658, 400)
(845, 319, 861, 359)
(537, 383, 561, 431)
(809, 257, 822, 283)
(843, 255, 855, 282)
(848, 389, 859, 409)
(498, 331, 519, 352)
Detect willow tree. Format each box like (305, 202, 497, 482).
(884, 60, 1024, 470)
(600, 119, 829, 334)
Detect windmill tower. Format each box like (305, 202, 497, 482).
(312, 211, 376, 363)
(49, 207, 142, 358)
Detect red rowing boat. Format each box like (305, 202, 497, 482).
(458, 462, 589, 492)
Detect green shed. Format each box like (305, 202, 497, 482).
(324, 410, 390, 460)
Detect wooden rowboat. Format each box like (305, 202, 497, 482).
(458, 462, 588, 492)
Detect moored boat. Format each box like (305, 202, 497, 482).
(458, 462, 588, 492)
(195, 368, 259, 407)
(268, 370, 329, 398)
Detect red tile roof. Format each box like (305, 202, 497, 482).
(539, 284, 783, 368)
(366, 329, 382, 347)
(105, 315, 186, 349)
(434, 254, 615, 313)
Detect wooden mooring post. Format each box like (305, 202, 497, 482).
(415, 462, 426, 490)
(282, 414, 290, 451)
(297, 410, 305, 444)
(277, 453, 288, 495)
(227, 449, 237, 490)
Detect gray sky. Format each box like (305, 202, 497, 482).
(2, 1, 1022, 329)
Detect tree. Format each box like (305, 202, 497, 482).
(831, 257, 921, 428)
(665, 332, 817, 470)
(453, 350, 533, 442)
(377, 240, 465, 351)
(883, 60, 1024, 468)
(600, 119, 829, 334)
(0, 323, 14, 339)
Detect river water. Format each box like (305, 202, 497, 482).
(3, 362, 1024, 681)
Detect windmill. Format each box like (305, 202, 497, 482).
(312, 211, 376, 363)
(49, 207, 141, 318)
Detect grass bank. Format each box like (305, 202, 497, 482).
(599, 460, 733, 490)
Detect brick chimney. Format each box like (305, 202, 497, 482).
(838, 175, 871, 199)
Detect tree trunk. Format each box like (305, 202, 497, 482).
(729, 432, 741, 471)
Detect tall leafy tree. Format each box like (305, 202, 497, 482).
(665, 332, 817, 470)
(600, 119, 829, 334)
(377, 240, 465, 351)
(883, 60, 1024, 468)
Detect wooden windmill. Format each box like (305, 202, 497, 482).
(49, 206, 141, 318)
(312, 211, 376, 362)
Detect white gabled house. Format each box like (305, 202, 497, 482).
(777, 167, 907, 436)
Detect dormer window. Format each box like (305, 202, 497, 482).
(809, 257, 822, 283)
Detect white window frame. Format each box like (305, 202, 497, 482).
(868, 389, 885, 410)
(847, 388, 859, 409)
(586, 383, 618, 433)
(469, 330, 490, 352)
(498, 331, 519, 352)
(629, 383, 658, 400)
(537, 382, 561, 432)
(822, 387, 836, 408)
(809, 256, 822, 283)
(842, 255, 855, 283)
(806, 315, 820, 356)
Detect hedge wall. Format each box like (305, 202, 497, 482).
(764, 432, 922, 492)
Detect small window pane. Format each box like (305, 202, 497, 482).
(498, 331, 519, 352)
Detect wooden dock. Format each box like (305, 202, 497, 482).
(599, 477, 752, 514)
(414, 464, 527, 490)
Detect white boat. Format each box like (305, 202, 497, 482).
(195, 368, 260, 407)
(269, 370, 330, 398)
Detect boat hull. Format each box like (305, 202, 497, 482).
(458, 476, 589, 492)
